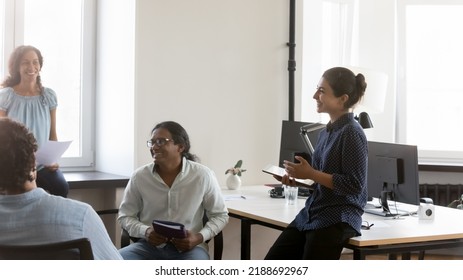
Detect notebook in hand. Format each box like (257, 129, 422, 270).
(152, 220, 187, 239)
(262, 164, 314, 187)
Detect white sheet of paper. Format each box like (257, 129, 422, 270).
(35, 140, 72, 166)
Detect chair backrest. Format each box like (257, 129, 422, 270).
(0, 238, 94, 260)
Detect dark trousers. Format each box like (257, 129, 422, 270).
(36, 168, 69, 198)
(265, 222, 357, 260)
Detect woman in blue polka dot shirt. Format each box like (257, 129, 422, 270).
(265, 67, 368, 260)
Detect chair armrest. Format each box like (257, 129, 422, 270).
(121, 228, 141, 248)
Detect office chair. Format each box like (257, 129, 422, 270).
(97, 209, 224, 260)
(0, 238, 94, 260)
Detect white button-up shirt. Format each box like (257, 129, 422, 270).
(118, 158, 229, 252)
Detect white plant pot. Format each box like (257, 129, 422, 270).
(226, 174, 242, 190)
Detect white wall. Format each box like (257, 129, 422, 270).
(93, 0, 299, 183)
(132, 0, 290, 186)
(95, 0, 136, 176)
(95, 0, 294, 260)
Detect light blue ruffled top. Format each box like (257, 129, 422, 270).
(0, 87, 57, 148)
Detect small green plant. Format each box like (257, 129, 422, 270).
(225, 160, 247, 176)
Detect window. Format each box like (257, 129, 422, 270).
(0, 0, 95, 169)
(301, 0, 358, 124)
(303, 0, 463, 166)
(320, 0, 356, 68)
(397, 0, 463, 165)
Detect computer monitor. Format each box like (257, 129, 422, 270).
(278, 120, 323, 168)
(365, 141, 420, 216)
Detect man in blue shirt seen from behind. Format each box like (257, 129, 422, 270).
(0, 118, 122, 260)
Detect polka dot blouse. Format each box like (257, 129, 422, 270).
(293, 113, 368, 235)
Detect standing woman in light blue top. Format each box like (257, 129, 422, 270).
(0, 45, 69, 197)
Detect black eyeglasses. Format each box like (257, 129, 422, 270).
(147, 138, 173, 148)
(361, 221, 374, 230)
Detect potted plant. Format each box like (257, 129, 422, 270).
(225, 160, 246, 190)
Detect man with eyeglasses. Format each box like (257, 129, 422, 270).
(117, 121, 229, 260)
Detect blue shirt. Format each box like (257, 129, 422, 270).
(293, 113, 368, 235)
(0, 87, 57, 148)
(0, 188, 122, 260)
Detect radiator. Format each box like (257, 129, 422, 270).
(419, 184, 463, 206)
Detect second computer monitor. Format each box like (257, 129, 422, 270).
(367, 141, 420, 206)
(279, 120, 323, 168)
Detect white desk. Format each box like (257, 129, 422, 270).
(223, 185, 305, 259)
(223, 185, 463, 260)
(223, 185, 304, 227)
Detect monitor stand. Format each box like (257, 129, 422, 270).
(364, 191, 399, 217)
(364, 207, 398, 217)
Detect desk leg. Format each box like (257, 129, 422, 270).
(418, 251, 425, 260)
(241, 218, 252, 260)
(401, 252, 411, 260)
(352, 249, 366, 260)
(388, 253, 411, 260)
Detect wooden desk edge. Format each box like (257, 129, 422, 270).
(349, 233, 463, 247)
